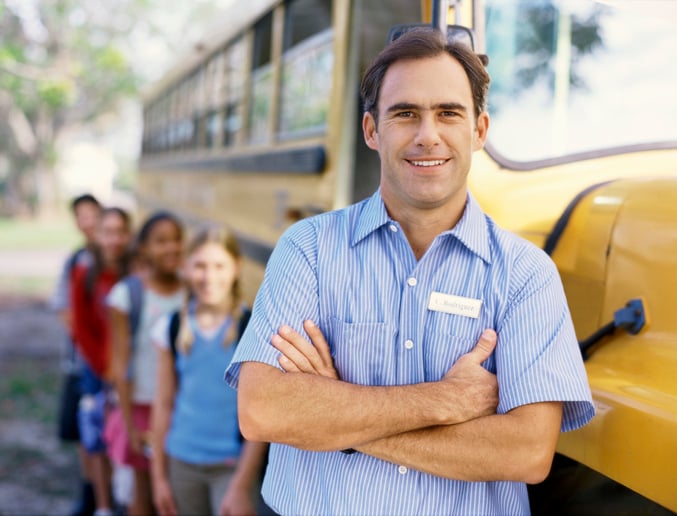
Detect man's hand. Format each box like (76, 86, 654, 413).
(437, 329, 499, 423)
(272, 320, 338, 379)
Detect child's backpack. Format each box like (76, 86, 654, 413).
(122, 275, 144, 380)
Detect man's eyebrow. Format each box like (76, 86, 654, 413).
(385, 102, 468, 113)
(386, 102, 419, 114)
(436, 102, 467, 113)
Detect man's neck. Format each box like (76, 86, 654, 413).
(386, 195, 467, 261)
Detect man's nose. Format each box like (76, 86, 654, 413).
(413, 114, 442, 148)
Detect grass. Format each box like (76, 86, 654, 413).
(0, 216, 80, 250)
(0, 216, 80, 298)
(0, 444, 76, 498)
(0, 358, 62, 424)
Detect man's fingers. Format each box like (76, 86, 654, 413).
(272, 332, 315, 372)
(278, 354, 301, 373)
(469, 329, 497, 363)
(272, 321, 339, 379)
(303, 320, 332, 364)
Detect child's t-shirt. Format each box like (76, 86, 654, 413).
(107, 280, 184, 403)
(152, 314, 242, 464)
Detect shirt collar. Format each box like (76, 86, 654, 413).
(351, 189, 492, 265)
(445, 192, 492, 264)
(351, 189, 391, 247)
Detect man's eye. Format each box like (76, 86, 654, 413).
(396, 111, 414, 118)
(441, 111, 459, 117)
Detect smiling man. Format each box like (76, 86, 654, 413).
(225, 29, 594, 515)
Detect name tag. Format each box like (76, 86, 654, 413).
(428, 292, 482, 319)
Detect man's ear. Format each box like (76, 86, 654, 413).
(362, 111, 379, 151)
(473, 111, 490, 151)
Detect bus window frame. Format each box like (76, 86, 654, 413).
(277, 26, 334, 142)
(483, 140, 677, 172)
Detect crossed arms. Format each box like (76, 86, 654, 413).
(237, 321, 562, 484)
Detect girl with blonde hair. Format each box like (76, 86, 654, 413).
(150, 227, 268, 515)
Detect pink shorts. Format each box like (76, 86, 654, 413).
(104, 404, 152, 470)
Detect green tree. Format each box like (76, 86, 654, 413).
(0, 0, 148, 216)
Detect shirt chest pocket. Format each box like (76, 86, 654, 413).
(423, 311, 497, 377)
(324, 317, 397, 386)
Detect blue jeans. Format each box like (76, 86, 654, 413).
(78, 364, 107, 453)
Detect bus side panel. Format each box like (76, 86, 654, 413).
(552, 179, 677, 512)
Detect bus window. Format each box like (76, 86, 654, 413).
(205, 110, 220, 147)
(180, 79, 196, 149)
(203, 54, 224, 148)
(249, 12, 274, 144)
(223, 37, 246, 147)
(278, 0, 333, 140)
(485, 0, 677, 166)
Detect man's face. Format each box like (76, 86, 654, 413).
(74, 201, 101, 244)
(363, 53, 488, 216)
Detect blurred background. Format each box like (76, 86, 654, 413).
(0, 1, 235, 512)
(0, 0, 239, 294)
(1, 0, 676, 513)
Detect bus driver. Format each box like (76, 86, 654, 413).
(225, 28, 594, 515)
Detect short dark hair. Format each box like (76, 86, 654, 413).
(136, 210, 183, 245)
(360, 28, 490, 124)
(70, 193, 101, 213)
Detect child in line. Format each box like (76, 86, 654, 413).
(150, 227, 268, 516)
(53, 193, 101, 516)
(71, 207, 133, 516)
(106, 211, 185, 516)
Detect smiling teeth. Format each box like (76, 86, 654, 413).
(411, 160, 445, 167)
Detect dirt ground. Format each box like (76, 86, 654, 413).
(0, 294, 79, 516)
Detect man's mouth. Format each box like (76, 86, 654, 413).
(407, 159, 448, 167)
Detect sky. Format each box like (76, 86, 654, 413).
(126, 0, 237, 85)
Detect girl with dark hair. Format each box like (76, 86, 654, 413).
(70, 207, 132, 515)
(105, 211, 185, 516)
(150, 227, 267, 516)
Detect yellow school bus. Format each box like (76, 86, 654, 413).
(138, 0, 677, 511)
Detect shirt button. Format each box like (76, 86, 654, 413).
(398, 465, 408, 475)
(389, 224, 398, 233)
(404, 339, 414, 349)
(407, 277, 417, 287)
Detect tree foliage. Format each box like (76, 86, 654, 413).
(0, 0, 149, 215)
(486, 0, 605, 111)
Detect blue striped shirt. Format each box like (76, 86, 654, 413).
(225, 190, 594, 515)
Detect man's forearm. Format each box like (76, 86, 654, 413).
(238, 362, 472, 451)
(357, 401, 563, 484)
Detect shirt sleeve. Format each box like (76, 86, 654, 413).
(224, 221, 320, 388)
(107, 279, 131, 313)
(50, 257, 72, 312)
(495, 248, 595, 432)
(151, 314, 171, 351)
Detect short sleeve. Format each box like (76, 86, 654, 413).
(50, 258, 72, 311)
(107, 280, 131, 313)
(495, 249, 594, 432)
(224, 222, 320, 388)
(151, 314, 171, 350)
